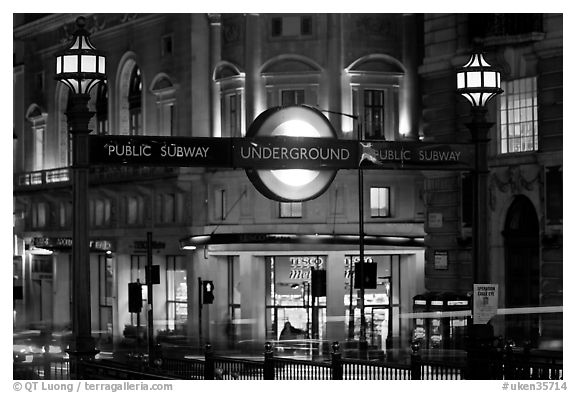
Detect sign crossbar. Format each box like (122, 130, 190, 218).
(89, 135, 474, 171)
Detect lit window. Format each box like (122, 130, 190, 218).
(499, 77, 538, 154)
(222, 92, 242, 137)
(370, 187, 390, 217)
(34, 126, 44, 171)
(280, 202, 302, 218)
(167, 256, 187, 331)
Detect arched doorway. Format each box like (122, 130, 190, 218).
(503, 195, 540, 346)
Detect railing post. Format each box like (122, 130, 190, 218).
(204, 343, 214, 380)
(331, 342, 343, 380)
(43, 351, 51, 379)
(410, 341, 421, 380)
(264, 342, 274, 380)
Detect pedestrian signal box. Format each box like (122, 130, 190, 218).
(354, 262, 377, 289)
(202, 280, 215, 304)
(128, 282, 142, 313)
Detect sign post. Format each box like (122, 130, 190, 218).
(473, 283, 499, 324)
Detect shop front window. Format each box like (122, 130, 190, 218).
(344, 255, 401, 349)
(266, 256, 326, 345)
(166, 256, 187, 332)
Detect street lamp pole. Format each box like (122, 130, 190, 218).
(55, 16, 106, 375)
(456, 52, 502, 287)
(456, 52, 502, 380)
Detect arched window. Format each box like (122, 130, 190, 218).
(96, 82, 109, 135)
(261, 55, 321, 111)
(150, 74, 177, 136)
(128, 66, 142, 135)
(25, 104, 47, 171)
(214, 62, 245, 137)
(345, 55, 405, 140)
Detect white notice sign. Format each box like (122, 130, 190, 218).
(473, 284, 499, 324)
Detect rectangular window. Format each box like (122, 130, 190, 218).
(32, 202, 47, 228)
(370, 187, 390, 217)
(158, 193, 176, 224)
(34, 126, 44, 171)
(499, 77, 538, 154)
(280, 202, 302, 218)
(281, 90, 305, 106)
(126, 196, 143, 225)
(364, 90, 385, 140)
(161, 35, 173, 56)
(59, 201, 71, 228)
(222, 93, 242, 137)
(546, 166, 562, 224)
(166, 256, 187, 331)
(93, 199, 111, 227)
(271, 16, 313, 37)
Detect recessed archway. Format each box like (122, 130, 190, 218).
(503, 195, 540, 345)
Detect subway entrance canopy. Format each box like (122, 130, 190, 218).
(89, 105, 473, 202)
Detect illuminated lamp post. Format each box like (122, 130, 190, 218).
(456, 52, 502, 288)
(55, 16, 106, 375)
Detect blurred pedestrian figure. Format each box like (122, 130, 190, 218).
(280, 321, 305, 340)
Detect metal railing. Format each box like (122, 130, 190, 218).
(13, 341, 561, 381)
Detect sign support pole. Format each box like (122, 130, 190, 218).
(146, 232, 155, 365)
(358, 124, 367, 348)
(198, 277, 203, 346)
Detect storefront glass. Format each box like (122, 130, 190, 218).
(344, 255, 401, 349)
(266, 256, 326, 342)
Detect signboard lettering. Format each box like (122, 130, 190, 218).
(32, 237, 113, 251)
(89, 135, 232, 167)
(360, 141, 473, 170)
(235, 137, 357, 169)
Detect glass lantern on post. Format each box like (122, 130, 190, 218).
(54, 16, 106, 374)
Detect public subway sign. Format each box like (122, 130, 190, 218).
(89, 135, 472, 170)
(89, 135, 233, 167)
(88, 106, 474, 202)
(360, 141, 473, 170)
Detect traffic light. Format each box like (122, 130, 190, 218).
(202, 280, 215, 304)
(128, 282, 142, 313)
(311, 269, 327, 297)
(354, 262, 377, 289)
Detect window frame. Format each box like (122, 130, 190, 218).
(369, 186, 391, 218)
(499, 77, 538, 154)
(279, 202, 303, 218)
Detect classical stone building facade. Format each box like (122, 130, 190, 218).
(13, 13, 562, 353)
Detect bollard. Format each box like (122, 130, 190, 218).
(263, 342, 274, 380)
(331, 342, 343, 380)
(410, 341, 421, 380)
(204, 343, 214, 380)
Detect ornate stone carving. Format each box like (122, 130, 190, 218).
(489, 165, 541, 210)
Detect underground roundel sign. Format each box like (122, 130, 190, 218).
(245, 105, 339, 202)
